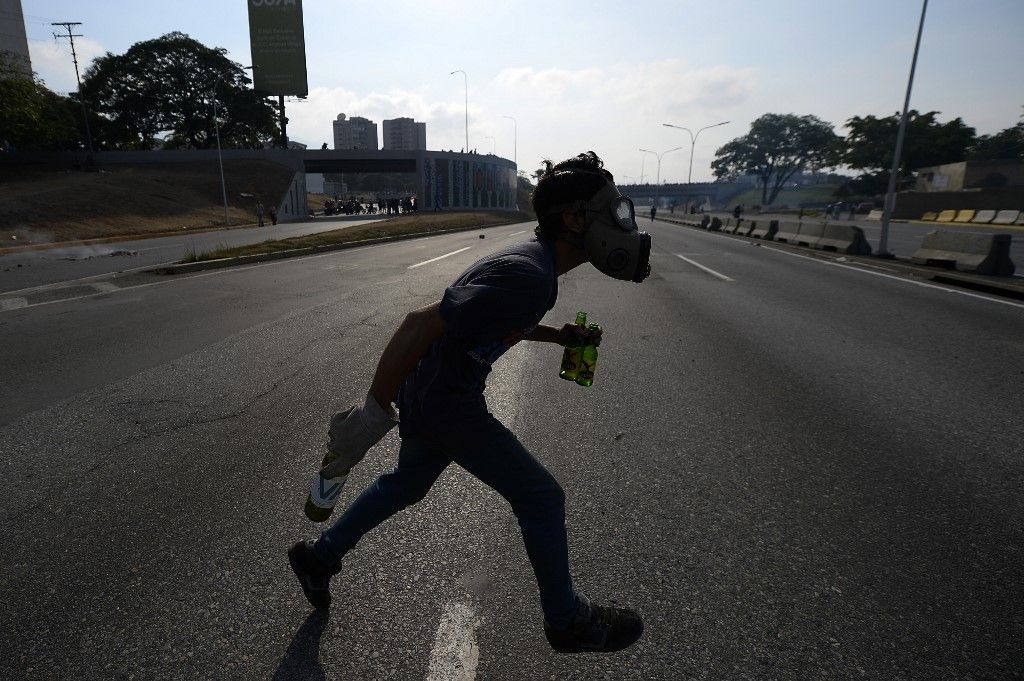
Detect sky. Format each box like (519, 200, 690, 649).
(19, 0, 1024, 183)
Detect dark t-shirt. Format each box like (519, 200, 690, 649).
(398, 237, 558, 438)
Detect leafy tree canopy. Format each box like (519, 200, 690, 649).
(711, 113, 840, 205)
(80, 32, 278, 150)
(843, 110, 975, 174)
(0, 51, 80, 151)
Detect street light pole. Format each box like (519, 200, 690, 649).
(640, 147, 683, 205)
(212, 66, 252, 226)
(502, 115, 517, 165)
(450, 70, 469, 153)
(640, 154, 646, 185)
(662, 121, 729, 184)
(879, 0, 928, 257)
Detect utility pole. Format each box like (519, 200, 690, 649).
(52, 21, 94, 155)
(278, 95, 288, 149)
(879, 0, 928, 258)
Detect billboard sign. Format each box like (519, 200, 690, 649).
(247, 0, 308, 96)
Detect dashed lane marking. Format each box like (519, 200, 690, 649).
(506, 230, 527, 238)
(408, 247, 472, 270)
(427, 601, 483, 681)
(673, 253, 734, 281)
(0, 297, 28, 311)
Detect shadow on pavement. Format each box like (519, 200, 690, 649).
(272, 610, 330, 680)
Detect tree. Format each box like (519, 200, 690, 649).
(0, 51, 80, 151)
(711, 113, 840, 205)
(969, 118, 1024, 161)
(841, 110, 975, 194)
(80, 32, 279, 150)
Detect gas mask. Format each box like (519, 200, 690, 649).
(547, 183, 652, 283)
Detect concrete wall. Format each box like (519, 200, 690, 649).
(892, 187, 1024, 219)
(0, 0, 31, 76)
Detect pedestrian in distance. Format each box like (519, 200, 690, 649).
(289, 151, 651, 654)
(256, 201, 265, 228)
(650, 204, 657, 221)
(733, 204, 742, 220)
(269, 206, 278, 226)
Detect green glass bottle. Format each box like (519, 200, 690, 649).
(575, 323, 600, 387)
(559, 311, 587, 381)
(304, 450, 349, 522)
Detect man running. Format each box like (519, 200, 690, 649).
(289, 151, 651, 654)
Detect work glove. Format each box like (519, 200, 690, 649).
(321, 393, 399, 478)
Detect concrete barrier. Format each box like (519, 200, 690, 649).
(971, 210, 997, 224)
(990, 210, 1020, 225)
(1016, 212, 1024, 226)
(816, 224, 873, 255)
(700, 214, 711, 229)
(774, 221, 801, 243)
(735, 219, 755, 236)
(709, 217, 723, 232)
(936, 209, 957, 222)
(953, 209, 976, 223)
(921, 211, 938, 221)
(866, 209, 883, 221)
(910, 230, 1016, 276)
(796, 222, 826, 248)
(749, 219, 778, 241)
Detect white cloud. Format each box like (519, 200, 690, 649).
(28, 38, 106, 94)
(290, 59, 756, 180)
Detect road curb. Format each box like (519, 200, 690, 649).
(149, 220, 527, 275)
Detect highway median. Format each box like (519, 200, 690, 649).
(154, 211, 533, 274)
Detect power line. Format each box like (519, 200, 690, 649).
(51, 21, 94, 155)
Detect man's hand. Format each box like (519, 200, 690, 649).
(321, 393, 399, 478)
(557, 323, 602, 348)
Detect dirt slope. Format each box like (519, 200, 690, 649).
(1, 160, 294, 243)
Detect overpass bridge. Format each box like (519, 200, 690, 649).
(617, 182, 746, 209)
(1, 148, 518, 221)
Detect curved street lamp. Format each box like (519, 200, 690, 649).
(640, 147, 683, 206)
(502, 115, 517, 165)
(450, 70, 469, 153)
(661, 121, 729, 184)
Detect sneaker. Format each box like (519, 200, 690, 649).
(544, 593, 644, 653)
(288, 540, 341, 610)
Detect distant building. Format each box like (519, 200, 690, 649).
(917, 160, 1024, 192)
(332, 113, 378, 150)
(382, 117, 427, 151)
(287, 140, 307, 150)
(0, 0, 32, 77)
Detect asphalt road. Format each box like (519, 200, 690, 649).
(724, 211, 1024, 266)
(0, 215, 384, 294)
(1, 220, 1022, 679)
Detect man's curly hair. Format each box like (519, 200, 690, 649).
(530, 151, 614, 240)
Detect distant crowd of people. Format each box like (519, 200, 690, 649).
(322, 196, 417, 216)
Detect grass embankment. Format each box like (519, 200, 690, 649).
(180, 211, 534, 263)
(1, 161, 294, 243)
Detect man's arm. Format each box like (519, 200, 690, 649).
(524, 323, 602, 347)
(368, 301, 447, 413)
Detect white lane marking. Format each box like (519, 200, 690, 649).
(506, 230, 527, 238)
(0, 297, 28, 311)
(427, 601, 482, 681)
(762, 246, 1024, 310)
(408, 247, 472, 270)
(673, 253, 734, 282)
(0, 260, 180, 297)
(91, 282, 119, 293)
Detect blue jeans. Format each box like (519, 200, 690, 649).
(313, 415, 579, 628)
